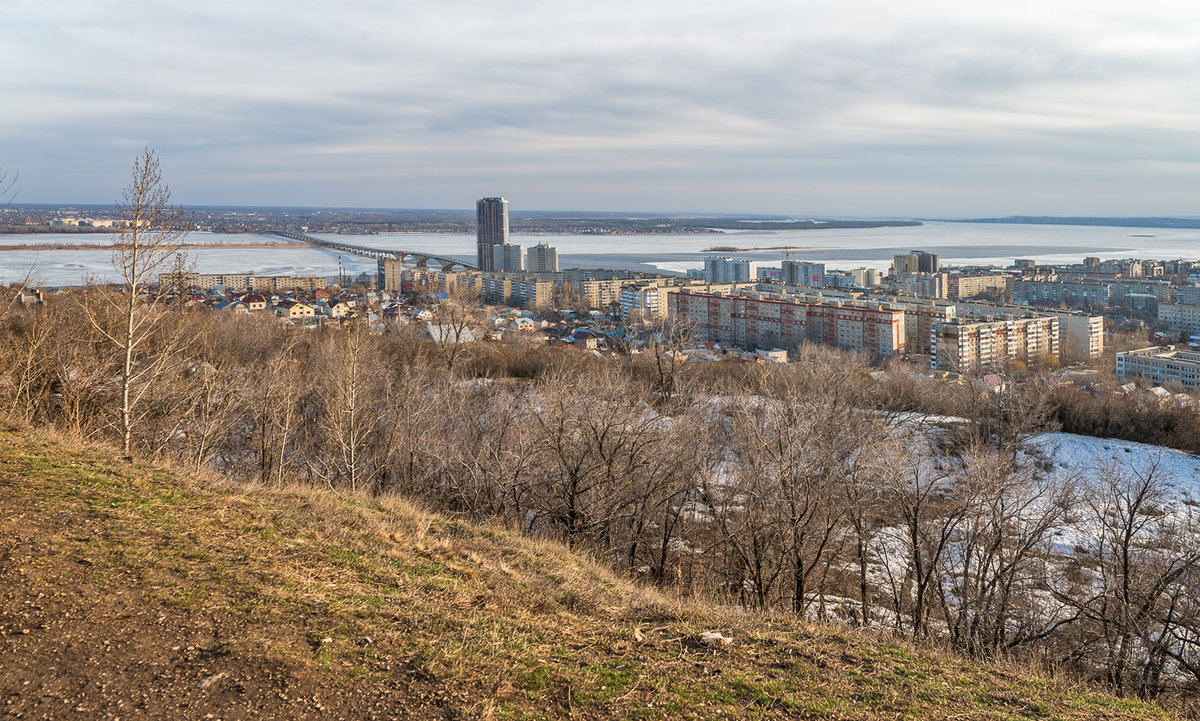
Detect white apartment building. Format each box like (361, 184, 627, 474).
(781, 260, 825, 287)
(618, 284, 666, 320)
(492, 243, 524, 272)
(932, 316, 1059, 374)
(1117, 346, 1200, 388)
(526, 242, 559, 273)
(851, 267, 882, 287)
(704, 256, 757, 284)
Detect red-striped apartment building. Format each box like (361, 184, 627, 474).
(668, 290, 906, 357)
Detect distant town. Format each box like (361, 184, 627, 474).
(9, 197, 1200, 395)
(0, 203, 919, 236)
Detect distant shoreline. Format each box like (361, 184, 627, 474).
(702, 245, 808, 252)
(0, 241, 308, 252)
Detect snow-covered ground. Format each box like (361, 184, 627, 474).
(1027, 431, 1200, 506)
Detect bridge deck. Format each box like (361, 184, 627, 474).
(269, 231, 476, 270)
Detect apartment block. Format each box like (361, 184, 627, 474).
(876, 296, 1103, 363)
(888, 301, 956, 355)
(704, 256, 758, 284)
(931, 317, 1059, 374)
(434, 270, 554, 309)
(492, 243, 524, 272)
(1014, 279, 1111, 306)
(163, 272, 255, 291)
(256, 276, 328, 293)
(1175, 285, 1200, 306)
(669, 290, 905, 356)
(163, 272, 327, 293)
(781, 260, 825, 287)
(850, 267, 882, 287)
(896, 272, 948, 299)
(618, 284, 667, 320)
(947, 273, 1013, 300)
(509, 276, 556, 309)
(526, 243, 559, 273)
(1158, 303, 1200, 341)
(1015, 277, 1170, 310)
(434, 270, 485, 297)
(380, 259, 404, 292)
(1117, 346, 1200, 388)
(893, 251, 938, 277)
(782, 293, 953, 356)
(572, 278, 623, 309)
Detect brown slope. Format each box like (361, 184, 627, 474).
(0, 424, 1179, 720)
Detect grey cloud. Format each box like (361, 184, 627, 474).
(4, 0, 1200, 215)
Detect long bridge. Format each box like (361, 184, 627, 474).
(269, 231, 477, 271)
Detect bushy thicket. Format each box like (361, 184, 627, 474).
(3, 290, 1199, 710)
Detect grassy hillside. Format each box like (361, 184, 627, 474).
(0, 423, 1179, 720)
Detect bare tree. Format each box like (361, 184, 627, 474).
(1060, 457, 1200, 697)
(933, 444, 1075, 655)
(425, 289, 483, 373)
(633, 314, 694, 410)
(0, 168, 16, 209)
(80, 149, 191, 458)
(310, 325, 385, 492)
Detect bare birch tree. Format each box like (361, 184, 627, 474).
(81, 149, 191, 458)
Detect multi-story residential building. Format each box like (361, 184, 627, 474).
(510, 276, 556, 309)
(434, 270, 554, 309)
(526, 242, 559, 273)
(888, 300, 956, 355)
(554, 273, 674, 309)
(1059, 314, 1106, 362)
(850, 267, 882, 287)
(435, 270, 485, 297)
(1117, 346, 1200, 388)
(380, 259, 404, 292)
(931, 316, 1059, 374)
(1097, 278, 1171, 309)
(781, 260, 825, 287)
(1158, 304, 1200, 341)
(882, 297, 1103, 363)
(947, 273, 1013, 300)
(896, 272, 948, 299)
(1014, 278, 1111, 307)
(618, 284, 666, 320)
(823, 272, 859, 290)
(568, 278, 624, 309)
(893, 251, 938, 277)
(492, 243, 524, 272)
(257, 276, 328, 293)
(1175, 285, 1200, 306)
(479, 275, 513, 306)
(704, 256, 758, 284)
(163, 272, 328, 293)
(1021, 276, 1171, 310)
(162, 272, 255, 291)
(669, 290, 905, 356)
(476, 197, 509, 271)
(781, 293, 953, 356)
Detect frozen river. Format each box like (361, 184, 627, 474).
(2, 221, 1199, 286)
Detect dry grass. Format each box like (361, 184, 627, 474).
(0, 421, 1182, 720)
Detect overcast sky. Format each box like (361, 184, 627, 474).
(5, 0, 1200, 216)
